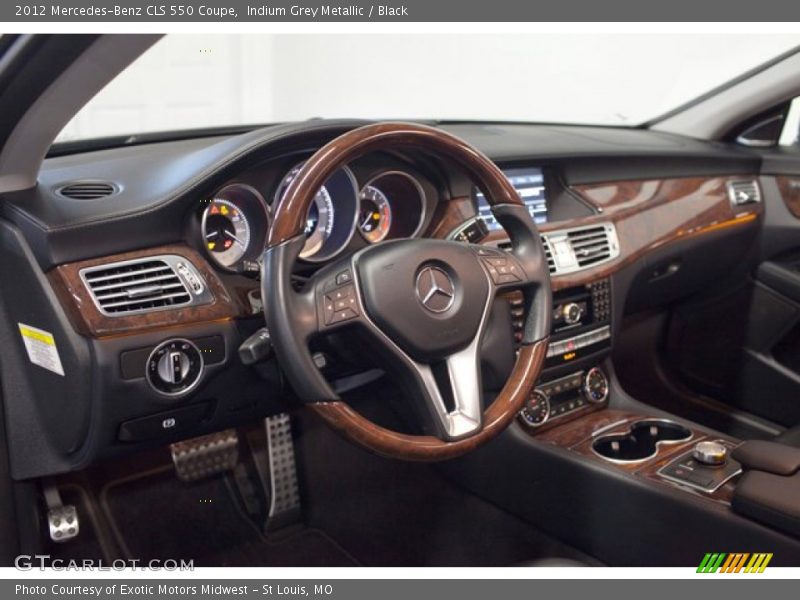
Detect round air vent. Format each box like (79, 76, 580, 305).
(56, 181, 119, 200)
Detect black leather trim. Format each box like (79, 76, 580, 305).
(732, 440, 800, 476)
(776, 425, 800, 448)
(732, 471, 800, 538)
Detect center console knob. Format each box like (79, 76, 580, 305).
(562, 302, 583, 324)
(692, 441, 728, 466)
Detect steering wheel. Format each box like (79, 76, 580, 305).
(263, 123, 551, 461)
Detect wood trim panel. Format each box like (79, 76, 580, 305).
(424, 195, 474, 239)
(433, 175, 762, 290)
(309, 339, 548, 461)
(776, 175, 800, 219)
(554, 176, 762, 290)
(527, 409, 737, 504)
(48, 244, 246, 338)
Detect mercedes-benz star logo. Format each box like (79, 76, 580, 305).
(415, 266, 455, 313)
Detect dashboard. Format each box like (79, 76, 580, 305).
(0, 119, 769, 479)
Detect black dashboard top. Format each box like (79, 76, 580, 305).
(0, 119, 762, 269)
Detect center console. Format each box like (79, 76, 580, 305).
(511, 270, 745, 505)
(508, 277, 614, 431)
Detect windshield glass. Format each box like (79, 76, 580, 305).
(56, 33, 800, 143)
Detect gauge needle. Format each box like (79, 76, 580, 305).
(224, 230, 245, 246)
(361, 214, 375, 230)
(205, 231, 219, 239)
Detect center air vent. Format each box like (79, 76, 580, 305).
(498, 223, 619, 276)
(80, 255, 213, 316)
(567, 225, 616, 268)
(56, 181, 118, 200)
(727, 180, 761, 207)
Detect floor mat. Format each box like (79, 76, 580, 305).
(297, 411, 600, 567)
(101, 467, 358, 567)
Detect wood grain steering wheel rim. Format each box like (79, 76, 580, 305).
(264, 122, 551, 461)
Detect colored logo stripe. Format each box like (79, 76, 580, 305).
(697, 553, 772, 573)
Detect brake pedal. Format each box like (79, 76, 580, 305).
(170, 429, 239, 482)
(43, 482, 79, 543)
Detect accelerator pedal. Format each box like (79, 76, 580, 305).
(243, 414, 302, 533)
(170, 429, 240, 483)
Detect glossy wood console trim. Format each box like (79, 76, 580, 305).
(48, 244, 245, 338)
(523, 409, 738, 504)
(776, 175, 800, 219)
(554, 176, 761, 290)
(309, 339, 548, 462)
(433, 175, 762, 291)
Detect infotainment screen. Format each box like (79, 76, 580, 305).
(475, 167, 546, 230)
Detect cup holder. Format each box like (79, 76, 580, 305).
(592, 419, 692, 463)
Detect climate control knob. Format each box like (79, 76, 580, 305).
(562, 302, 583, 325)
(146, 339, 204, 397)
(583, 367, 609, 404)
(519, 389, 550, 428)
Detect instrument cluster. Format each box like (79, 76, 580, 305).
(198, 159, 429, 272)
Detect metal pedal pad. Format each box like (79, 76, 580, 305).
(265, 414, 301, 530)
(43, 482, 79, 543)
(170, 429, 239, 483)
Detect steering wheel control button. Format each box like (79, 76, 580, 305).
(146, 338, 204, 397)
(693, 441, 728, 466)
(477, 249, 524, 286)
(335, 270, 353, 285)
(322, 283, 360, 326)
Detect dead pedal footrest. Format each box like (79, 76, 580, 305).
(170, 429, 239, 483)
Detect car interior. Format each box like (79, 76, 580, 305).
(2, 34, 800, 568)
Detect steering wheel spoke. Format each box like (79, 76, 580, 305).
(416, 343, 485, 440)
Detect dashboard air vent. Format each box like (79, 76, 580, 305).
(495, 223, 618, 276)
(56, 181, 118, 200)
(727, 180, 761, 207)
(80, 255, 213, 316)
(567, 225, 615, 268)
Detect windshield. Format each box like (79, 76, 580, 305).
(56, 33, 800, 143)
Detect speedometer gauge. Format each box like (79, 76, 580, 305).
(275, 162, 359, 262)
(302, 186, 334, 258)
(359, 185, 392, 243)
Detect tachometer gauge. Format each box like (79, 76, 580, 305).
(359, 185, 392, 243)
(202, 198, 251, 268)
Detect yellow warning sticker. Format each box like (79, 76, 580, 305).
(18, 323, 64, 376)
